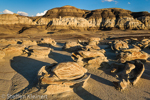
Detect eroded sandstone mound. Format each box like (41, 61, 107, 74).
(38, 38, 57, 46)
(111, 40, 129, 51)
(62, 41, 83, 52)
(117, 48, 149, 63)
(0, 6, 150, 33)
(0, 38, 56, 59)
(112, 60, 145, 91)
(38, 62, 90, 94)
(24, 45, 52, 58)
(67, 37, 108, 68)
(44, 5, 85, 18)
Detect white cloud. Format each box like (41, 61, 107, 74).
(128, 2, 131, 4)
(3, 9, 14, 14)
(102, 0, 118, 4)
(0, 12, 2, 13)
(36, 10, 47, 16)
(17, 11, 28, 16)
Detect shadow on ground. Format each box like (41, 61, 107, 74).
(47, 32, 54, 34)
(38, 42, 73, 63)
(10, 56, 50, 94)
(73, 85, 101, 100)
(48, 51, 73, 63)
(91, 74, 113, 86)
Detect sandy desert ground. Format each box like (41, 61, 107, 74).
(0, 30, 150, 100)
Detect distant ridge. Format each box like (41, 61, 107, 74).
(43, 5, 150, 19)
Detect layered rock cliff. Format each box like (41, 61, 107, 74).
(0, 5, 150, 34)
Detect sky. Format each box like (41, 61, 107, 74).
(0, 0, 149, 16)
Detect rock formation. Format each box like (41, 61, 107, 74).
(61, 37, 108, 68)
(0, 6, 150, 33)
(0, 14, 36, 25)
(24, 45, 52, 58)
(0, 38, 56, 59)
(117, 48, 149, 63)
(38, 62, 90, 94)
(38, 38, 57, 46)
(62, 41, 83, 52)
(112, 60, 145, 91)
(44, 5, 85, 18)
(111, 40, 129, 51)
(116, 17, 145, 30)
(88, 37, 101, 45)
(0, 44, 26, 59)
(137, 38, 150, 49)
(20, 39, 37, 46)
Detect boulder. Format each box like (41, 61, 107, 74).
(52, 62, 87, 80)
(21, 39, 37, 46)
(82, 45, 101, 51)
(113, 60, 145, 90)
(62, 41, 83, 52)
(25, 45, 52, 58)
(71, 49, 107, 68)
(118, 50, 149, 63)
(76, 50, 105, 58)
(137, 38, 150, 49)
(38, 38, 56, 46)
(2, 44, 25, 55)
(121, 45, 141, 52)
(111, 40, 129, 51)
(38, 62, 90, 94)
(88, 56, 108, 65)
(0, 39, 20, 45)
(88, 37, 101, 45)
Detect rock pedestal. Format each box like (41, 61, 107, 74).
(24, 45, 52, 58)
(38, 62, 90, 94)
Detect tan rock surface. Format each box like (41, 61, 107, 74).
(88, 37, 100, 45)
(26, 45, 52, 58)
(77, 50, 105, 58)
(21, 39, 37, 46)
(39, 38, 57, 46)
(111, 40, 129, 51)
(62, 41, 83, 52)
(82, 45, 101, 51)
(88, 56, 108, 65)
(52, 62, 87, 80)
(0, 51, 5, 59)
(118, 51, 149, 63)
(37, 61, 90, 95)
(113, 60, 145, 90)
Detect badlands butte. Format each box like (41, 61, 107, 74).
(0, 5, 150, 34)
(0, 5, 150, 100)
